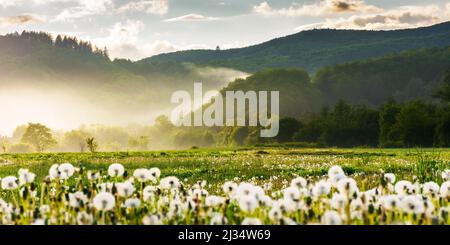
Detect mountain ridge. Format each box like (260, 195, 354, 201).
(141, 21, 450, 73)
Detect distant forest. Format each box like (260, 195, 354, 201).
(0, 28, 450, 152)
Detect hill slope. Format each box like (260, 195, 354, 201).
(219, 46, 450, 119)
(0, 31, 247, 132)
(143, 22, 450, 73)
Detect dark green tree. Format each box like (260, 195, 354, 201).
(276, 118, 301, 142)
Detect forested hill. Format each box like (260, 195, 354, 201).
(142, 22, 450, 73)
(0, 31, 247, 127)
(220, 45, 450, 119)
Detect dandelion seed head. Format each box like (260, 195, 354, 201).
(241, 217, 262, 225)
(440, 181, 450, 198)
(142, 214, 163, 225)
(124, 198, 141, 209)
(117, 181, 136, 198)
(58, 163, 75, 180)
(108, 163, 125, 178)
(76, 211, 94, 225)
(93, 192, 115, 211)
(395, 180, 414, 195)
(384, 173, 396, 184)
(423, 182, 440, 196)
(322, 210, 341, 225)
(291, 177, 307, 189)
(1, 176, 18, 190)
(210, 213, 227, 225)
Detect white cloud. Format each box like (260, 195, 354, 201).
(0, 0, 20, 8)
(0, 14, 45, 26)
(117, 0, 169, 15)
(253, 0, 382, 17)
(91, 20, 179, 60)
(163, 13, 220, 22)
(295, 4, 448, 31)
(54, 0, 113, 21)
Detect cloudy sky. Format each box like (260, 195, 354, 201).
(1, 0, 450, 60)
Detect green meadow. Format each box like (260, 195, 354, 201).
(1, 147, 449, 190)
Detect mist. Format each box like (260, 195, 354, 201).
(0, 66, 248, 137)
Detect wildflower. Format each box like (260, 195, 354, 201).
(440, 181, 450, 198)
(330, 193, 348, 210)
(381, 195, 400, 211)
(210, 213, 227, 225)
(18, 169, 36, 185)
(439, 207, 449, 221)
(236, 182, 257, 198)
(58, 163, 75, 180)
(149, 167, 161, 180)
(322, 211, 342, 225)
(400, 195, 424, 214)
(133, 168, 153, 182)
(98, 182, 114, 193)
(117, 182, 136, 198)
(274, 198, 297, 213)
(77, 212, 94, 225)
(160, 176, 180, 190)
(0, 198, 9, 213)
(361, 188, 377, 203)
(142, 214, 163, 225)
(143, 185, 156, 202)
(337, 178, 359, 195)
(395, 180, 414, 195)
(108, 163, 125, 178)
(442, 170, 450, 181)
(238, 196, 258, 213)
(241, 217, 262, 225)
(422, 182, 440, 196)
(350, 198, 363, 211)
(124, 198, 141, 209)
(222, 181, 238, 196)
(169, 199, 187, 216)
(283, 187, 301, 202)
(93, 192, 116, 211)
(190, 188, 208, 200)
(31, 219, 45, 225)
(281, 217, 296, 225)
(1, 176, 18, 190)
(268, 207, 283, 222)
(87, 171, 100, 181)
(259, 195, 273, 207)
(49, 164, 60, 180)
(39, 205, 50, 215)
(291, 177, 307, 189)
(330, 173, 346, 186)
(312, 180, 331, 197)
(384, 173, 396, 184)
(69, 191, 88, 208)
(328, 165, 345, 178)
(205, 195, 225, 207)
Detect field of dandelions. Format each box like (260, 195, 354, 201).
(0, 148, 449, 225)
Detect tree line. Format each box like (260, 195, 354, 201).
(4, 31, 108, 58)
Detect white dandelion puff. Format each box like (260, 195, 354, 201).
(1, 176, 18, 190)
(108, 163, 125, 178)
(241, 217, 262, 225)
(93, 192, 116, 211)
(322, 211, 342, 225)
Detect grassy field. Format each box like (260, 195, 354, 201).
(1, 147, 449, 192)
(0, 147, 449, 225)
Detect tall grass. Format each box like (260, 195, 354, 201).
(413, 149, 449, 184)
